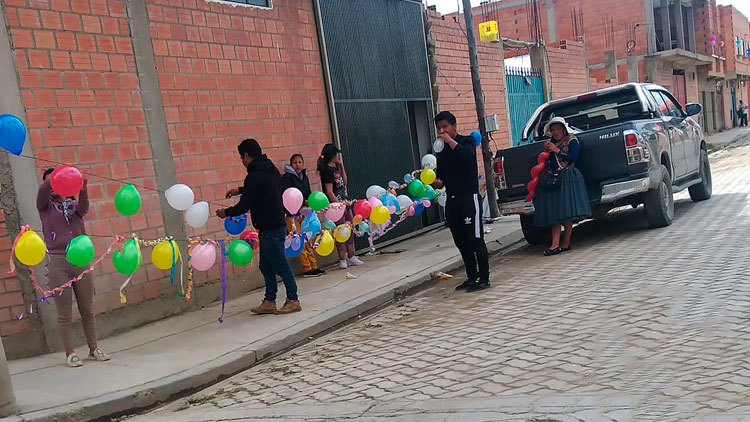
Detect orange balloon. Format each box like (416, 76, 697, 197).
(353, 215, 363, 225)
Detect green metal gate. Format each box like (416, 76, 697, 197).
(505, 67, 544, 145)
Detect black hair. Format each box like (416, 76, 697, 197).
(435, 111, 457, 126)
(317, 143, 340, 174)
(237, 138, 262, 159)
(290, 153, 304, 163)
(42, 167, 55, 180)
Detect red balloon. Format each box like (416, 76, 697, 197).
(526, 152, 549, 202)
(353, 199, 372, 219)
(239, 230, 259, 250)
(50, 165, 84, 197)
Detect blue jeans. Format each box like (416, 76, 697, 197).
(258, 226, 298, 302)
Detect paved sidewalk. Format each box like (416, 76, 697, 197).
(2, 219, 523, 422)
(706, 126, 750, 150)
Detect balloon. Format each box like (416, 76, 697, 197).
(470, 131, 482, 146)
(388, 206, 397, 213)
(224, 214, 247, 235)
(15, 230, 46, 266)
(323, 219, 336, 230)
(425, 185, 437, 200)
(358, 222, 370, 233)
(49, 165, 84, 197)
(239, 230, 259, 251)
(282, 187, 304, 215)
(420, 168, 436, 185)
(325, 202, 346, 222)
(353, 214, 363, 225)
(0, 114, 26, 155)
(300, 212, 321, 237)
(228, 239, 253, 266)
(315, 231, 334, 256)
(191, 242, 216, 271)
(334, 224, 351, 243)
(397, 195, 413, 212)
(285, 234, 305, 258)
(308, 191, 329, 211)
(370, 205, 390, 225)
(114, 184, 141, 216)
(388, 181, 399, 189)
(66, 234, 94, 267)
(165, 184, 194, 211)
(423, 199, 432, 208)
(113, 238, 142, 275)
(368, 196, 383, 209)
(408, 180, 426, 198)
(151, 239, 180, 270)
(353, 199, 372, 219)
(366, 185, 386, 200)
(406, 205, 415, 217)
(404, 173, 413, 183)
(421, 154, 437, 169)
(185, 201, 209, 228)
(433, 138, 444, 153)
(381, 193, 400, 212)
(437, 194, 447, 207)
(413, 203, 425, 216)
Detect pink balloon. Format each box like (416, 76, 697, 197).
(388, 206, 397, 213)
(423, 200, 432, 208)
(282, 188, 304, 215)
(406, 206, 415, 217)
(368, 196, 383, 209)
(191, 243, 216, 271)
(325, 202, 346, 222)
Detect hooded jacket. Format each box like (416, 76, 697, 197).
(436, 134, 479, 196)
(281, 165, 312, 199)
(36, 179, 89, 254)
(225, 154, 285, 231)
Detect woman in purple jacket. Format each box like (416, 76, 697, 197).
(37, 168, 109, 367)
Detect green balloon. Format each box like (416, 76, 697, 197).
(308, 191, 330, 211)
(358, 222, 370, 233)
(113, 238, 142, 274)
(228, 239, 253, 266)
(66, 235, 95, 267)
(115, 184, 141, 216)
(425, 185, 437, 200)
(323, 219, 336, 230)
(408, 180, 426, 198)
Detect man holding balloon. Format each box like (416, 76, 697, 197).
(216, 138, 301, 315)
(432, 111, 490, 292)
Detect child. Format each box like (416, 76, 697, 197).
(37, 168, 110, 367)
(282, 154, 325, 278)
(317, 143, 364, 270)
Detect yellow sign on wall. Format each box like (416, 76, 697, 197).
(479, 21, 499, 42)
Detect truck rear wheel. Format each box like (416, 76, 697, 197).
(643, 164, 674, 228)
(688, 149, 712, 201)
(520, 214, 549, 246)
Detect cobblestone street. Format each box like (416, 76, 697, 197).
(134, 142, 750, 421)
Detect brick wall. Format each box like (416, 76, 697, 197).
(719, 6, 750, 76)
(0, 210, 28, 337)
(547, 40, 589, 100)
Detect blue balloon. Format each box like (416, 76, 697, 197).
(285, 234, 305, 258)
(381, 193, 400, 212)
(224, 214, 247, 235)
(300, 212, 321, 237)
(413, 203, 425, 216)
(0, 114, 26, 156)
(469, 131, 481, 147)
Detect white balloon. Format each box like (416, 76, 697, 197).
(366, 185, 386, 200)
(437, 194, 447, 207)
(185, 201, 209, 228)
(396, 195, 413, 212)
(388, 180, 399, 189)
(433, 138, 444, 153)
(422, 154, 437, 169)
(165, 184, 195, 211)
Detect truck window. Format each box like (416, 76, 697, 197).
(659, 91, 685, 117)
(649, 90, 670, 116)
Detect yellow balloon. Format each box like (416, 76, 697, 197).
(420, 168, 436, 185)
(151, 240, 180, 270)
(15, 230, 46, 266)
(315, 231, 334, 256)
(370, 205, 391, 225)
(334, 225, 351, 243)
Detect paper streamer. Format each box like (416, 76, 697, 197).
(218, 239, 227, 323)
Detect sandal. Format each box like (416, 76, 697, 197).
(89, 348, 111, 362)
(560, 246, 572, 252)
(66, 353, 83, 368)
(543, 248, 561, 256)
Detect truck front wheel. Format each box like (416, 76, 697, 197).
(643, 164, 674, 228)
(688, 149, 712, 201)
(520, 214, 550, 246)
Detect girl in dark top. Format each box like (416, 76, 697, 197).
(533, 117, 591, 256)
(317, 143, 364, 270)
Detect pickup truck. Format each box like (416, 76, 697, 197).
(492, 83, 712, 245)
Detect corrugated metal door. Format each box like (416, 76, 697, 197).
(505, 67, 544, 145)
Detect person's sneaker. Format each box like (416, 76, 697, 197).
(454, 279, 474, 291)
(346, 256, 364, 266)
(303, 270, 322, 278)
(276, 299, 302, 314)
(466, 278, 490, 292)
(315, 269, 326, 276)
(66, 353, 83, 368)
(339, 260, 348, 269)
(250, 300, 277, 314)
(88, 348, 110, 361)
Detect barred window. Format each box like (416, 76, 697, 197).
(224, 0, 270, 7)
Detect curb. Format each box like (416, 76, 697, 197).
(11, 228, 525, 422)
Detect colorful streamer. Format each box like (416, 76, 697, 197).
(218, 240, 227, 323)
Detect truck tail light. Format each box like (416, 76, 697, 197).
(625, 133, 638, 147)
(493, 160, 503, 174)
(493, 157, 507, 190)
(623, 130, 650, 165)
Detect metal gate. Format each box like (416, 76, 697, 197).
(505, 67, 544, 145)
(317, 0, 439, 245)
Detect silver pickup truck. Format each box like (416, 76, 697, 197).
(492, 83, 712, 245)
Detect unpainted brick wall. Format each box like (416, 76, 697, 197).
(547, 41, 589, 100)
(0, 210, 29, 336)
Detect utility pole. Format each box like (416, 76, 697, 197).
(0, 337, 17, 417)
(462, 0, 500, 218)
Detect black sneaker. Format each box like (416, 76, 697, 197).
(303, 270, 322, 278)
(455, 279, 473, 291)
(466, 278, 490, 292)
(315, 269, 326, 276)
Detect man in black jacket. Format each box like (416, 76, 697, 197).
(432, 111, 490, 292)
(217, 138, 301, 314)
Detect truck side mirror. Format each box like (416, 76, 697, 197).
(685, 103, 702, 117)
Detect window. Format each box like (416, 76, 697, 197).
(649, 90, 669, 116)
(653, 90, 684, 118)
(224, 0, 270, 6)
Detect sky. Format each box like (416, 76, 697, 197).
(425, 0, 750, 21)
